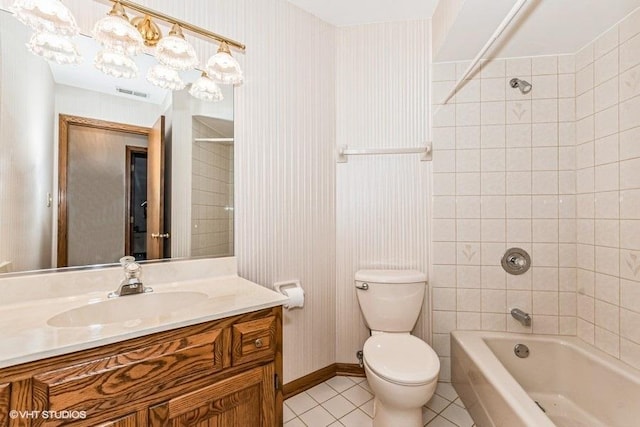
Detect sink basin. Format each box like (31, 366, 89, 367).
(47, 292, 208, 327)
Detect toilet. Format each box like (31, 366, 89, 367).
(355, 269, 440, 427)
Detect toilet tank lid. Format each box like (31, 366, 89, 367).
(355, 269, 426, 283)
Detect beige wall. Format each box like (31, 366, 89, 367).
(431, 53, 578, 380)
(430, 6, 640, 379)
(335, 20, 431, 363)
(0, 14, 55, 273)
(574, 8, 640, 369)
(66, 127, 147, 266)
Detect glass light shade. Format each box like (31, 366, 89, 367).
(92, 2, 143, 56)
(189, 73, 223, 102)
(147, 64, 185, 90)
(10, 0, 79, 36)
(156, 23, 198, 71)
(27, 32, 81, 65)
(94, 49, 138, 79)
(206, 42, 243, 85)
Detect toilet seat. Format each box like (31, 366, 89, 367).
(363, 334, 440, 386)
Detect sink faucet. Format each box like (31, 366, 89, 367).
(108, 256, 153, 298)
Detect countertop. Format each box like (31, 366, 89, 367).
(0, 275, 288, 369)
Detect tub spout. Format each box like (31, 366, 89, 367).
(511, 308, 531, 326)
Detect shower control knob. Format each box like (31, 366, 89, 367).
(501, 248, 531, 275)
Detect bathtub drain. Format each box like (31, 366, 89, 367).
(535, 401, 547, 413)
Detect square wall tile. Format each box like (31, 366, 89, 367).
(595, 26, 619, 59)
(594, 49, 618, 86)
(481, 78, 506, 102)
(558, 54, 576, 74)
(620, 33, 640, 72)
(576, 43, 595, 72)
(532, 56, 558, 75)
(532, 99, 558, 123)
(532, 74, 558, 99)
(507, 57, 532, 76)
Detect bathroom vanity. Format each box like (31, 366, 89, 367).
(0, 258, 287, 427)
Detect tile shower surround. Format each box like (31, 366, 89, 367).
(431, 7, 640, 380)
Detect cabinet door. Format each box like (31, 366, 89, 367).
(0, 383, 8, 427)
(149, 364, 275, 427)
(95, 413, 139, 427)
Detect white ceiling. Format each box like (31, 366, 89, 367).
(286, 0, 440, 26)
(435, 0, 640, 61)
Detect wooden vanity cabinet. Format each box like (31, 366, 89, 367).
(0, 306, 282, 427)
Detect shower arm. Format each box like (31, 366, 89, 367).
(438, 0, 530, 107)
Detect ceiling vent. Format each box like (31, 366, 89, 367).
(116, 87, 149, 98)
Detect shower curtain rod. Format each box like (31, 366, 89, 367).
(439, 0, 530, 106)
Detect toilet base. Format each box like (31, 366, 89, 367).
(372, 397, 423, 427)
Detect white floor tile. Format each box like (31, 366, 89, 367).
(441, 403, 475, 427)
(322, 394, 356, 419)
(284, 403, 296, 422)
(422, 407, 438, 425)
(307, 382, 339, 403)
(453, 397, 466, 408)
(300, 405, 337, 427)
(286, 391, 318, 415)
(284, 376, 474, 427)
(284, 417, 306, 427)
(342, 384, 373, 407)
(359, 380, 372, 393)
(435, 382, 459, 402)
(426, 415, 458, 427)
(426, 394, 451, 413)
(340, 408, 373, 427)
(327, 376, 357, 393)
(360, 399, 374, 417)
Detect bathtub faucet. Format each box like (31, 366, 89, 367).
(511, 308, 531, 327)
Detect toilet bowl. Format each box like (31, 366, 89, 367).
(354, 269, 440, 427)
(363, 333, 440, 427)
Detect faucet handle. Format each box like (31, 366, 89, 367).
(119, 256, 136, 267)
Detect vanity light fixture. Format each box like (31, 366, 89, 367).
(146, 63, 185, 90)
(156, 23, 198, 71)
(27, 31, 82, 64)
(92, 0, 143, 56)
(95, 49, 138, 78)
(11, 0, 246, 99)
(189, 72, 224, 102)
(206, 41, 244, 85)
(10, 0, 79, 36)
(131, 14, 162, 47)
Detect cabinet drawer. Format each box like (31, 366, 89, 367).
(231, 316, 276, 366)
(32, 329, 223, 419)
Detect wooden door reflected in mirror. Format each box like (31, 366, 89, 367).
(57, 115, 165, 268)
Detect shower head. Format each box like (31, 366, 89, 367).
(510, 78, 532, 94)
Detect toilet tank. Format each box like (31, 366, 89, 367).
(355, 269, 427, 333)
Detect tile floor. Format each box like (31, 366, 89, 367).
(284, 376, 476, 427)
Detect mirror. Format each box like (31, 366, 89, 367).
(0, 8, 234, 275)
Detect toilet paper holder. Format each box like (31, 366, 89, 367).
(273, 280, 305, 309)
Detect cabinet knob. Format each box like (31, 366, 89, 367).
(254, 338, 264, 348)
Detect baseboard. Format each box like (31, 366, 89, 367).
(335, 363, 365, 377)
(283, 363, 365, 399)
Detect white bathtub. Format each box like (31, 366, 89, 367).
(451, 331, 640, 427)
